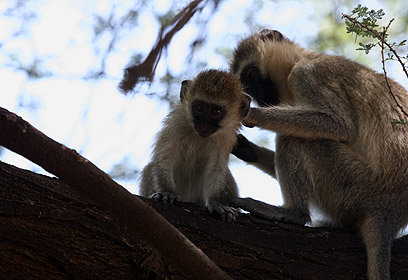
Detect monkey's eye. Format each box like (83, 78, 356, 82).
(195, 104, 205, 113)
(211, 108, 222, 116)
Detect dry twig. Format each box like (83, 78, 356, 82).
(119, 0, 206, 93)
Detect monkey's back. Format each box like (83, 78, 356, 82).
(339, 58, 408, 175)
(290, 54, 408, 176)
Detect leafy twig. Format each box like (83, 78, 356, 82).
(378, 19, 408, 120)
(342, 13, 408, 79)
(342, 5, 408, 121)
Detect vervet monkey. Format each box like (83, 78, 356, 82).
(230, 29, 408, 280)
(140, 70, 251, 223)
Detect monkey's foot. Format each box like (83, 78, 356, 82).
(207, 203, 238, 224)
(149, 191, 180, 204)
(231, 197, 310, 226)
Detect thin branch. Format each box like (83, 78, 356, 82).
(379, 20, 408, 118)
(342, 14, 408, 79)
(119, 0, 206, 93)
(342, 13, 408, 119)
(0, 106, 232, 280)
(379, 20, 408, 81)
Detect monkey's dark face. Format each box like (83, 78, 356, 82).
(191, 99, 226, 138)
(240, 63, 280, 107)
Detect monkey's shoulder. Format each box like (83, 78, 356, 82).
(290, 54, 366, 84)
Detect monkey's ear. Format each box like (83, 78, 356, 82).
(180, 80, 193, 102)
(259, 29, 284, 42)
(240, 93, 252, 118)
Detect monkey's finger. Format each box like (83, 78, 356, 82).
(226, 212, 233, 224)
(207, 204, 226, 222)
(217, 207, 226, 222)
(242, 121, 255, 128)
(161, 191, 169, 203)
(149, 192, 162, 202)
(225, 207, 238, 223)
(168, 193, 181, 204)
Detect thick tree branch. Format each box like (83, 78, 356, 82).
(0, 106, 231, 280)
(1, 160, 408, 279)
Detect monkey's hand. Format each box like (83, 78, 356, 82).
(207, 200, 238, 223)
(242, 107, 260, 128)
(232, 134, 258, 162)
(149, 191, 180, 204)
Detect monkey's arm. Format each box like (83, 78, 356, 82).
(232, 134, 276, 178)
(203, 152, 239, 223)
(244, 106, 356, 142)
(140, 161, 180, 204)
(140, 131, 182, 204)
(247, 60, 358, 141)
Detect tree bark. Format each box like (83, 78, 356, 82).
(0, 106, 229, 280)
(1, 160, 408, 279)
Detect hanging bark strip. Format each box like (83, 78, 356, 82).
(0, 106, 231, 280)
(119, 0, 205, 93)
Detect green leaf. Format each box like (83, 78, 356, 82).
(399, 40, 407, 46)
(391, 118, 406, 126)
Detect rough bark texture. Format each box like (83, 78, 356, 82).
(0, 106, 230, 280)
(1, 160, 407, 279)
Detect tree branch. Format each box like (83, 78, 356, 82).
(2, 159, 408, 279)
(379, 20, 408, 119)
(119, 0, 206, 93)
(342, 13, 408, 119)
(0, 106, 231, 280)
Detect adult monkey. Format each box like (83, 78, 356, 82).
(230, 29, 408, 280)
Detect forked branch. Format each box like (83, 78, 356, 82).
(119, 0, 206, 93)
(0, 106, 231, 280)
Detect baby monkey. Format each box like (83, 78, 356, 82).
(140, 70, 251, 223)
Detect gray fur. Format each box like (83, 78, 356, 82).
(140, 70, 250, 223)
(230, 29, 408, 279)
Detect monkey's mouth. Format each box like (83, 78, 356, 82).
(194, 123, 217, 138)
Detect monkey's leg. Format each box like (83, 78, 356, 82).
(299, 140, 399, 280)
(232, 136, 311, 226)
(206, 169, 240, 223)
(231, 197, 310, 225)
(359, 215, 396, 280)
(140, 163, 180, 204)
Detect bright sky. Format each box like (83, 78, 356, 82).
(0, 0, 407, 209)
